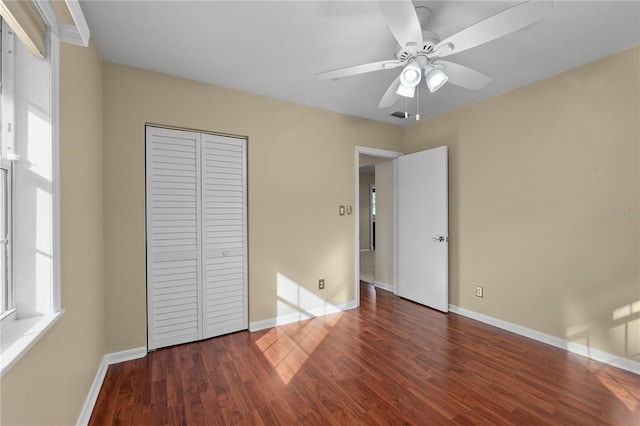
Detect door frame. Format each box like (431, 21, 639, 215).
(354, 146, 403, 306)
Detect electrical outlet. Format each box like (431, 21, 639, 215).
(476, 286, 483, 298)
(319, 279, 325, 290)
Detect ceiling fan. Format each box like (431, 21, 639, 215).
(317, 1, 553, 112)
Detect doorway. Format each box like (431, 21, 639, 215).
(354, 147, 402, 305)
(358, 162, 375, 284)
(359, 183, 376, 283)
(354, 145, 449, 313)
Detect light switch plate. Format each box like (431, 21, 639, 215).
(339, 206, 345, 216)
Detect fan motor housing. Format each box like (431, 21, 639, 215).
(395, 31, 440, 61)
(421, 31, 440, 53)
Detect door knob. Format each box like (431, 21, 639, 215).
(223, 250, 231, 256)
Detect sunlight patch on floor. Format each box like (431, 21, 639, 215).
(255, 321, 329, 384)
(582, 299, 640, 412)
(324, 311, 343, 327)
(255, 273, 345, 384)
(592, 367, 639, 411)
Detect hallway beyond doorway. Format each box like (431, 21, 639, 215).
(360, 250, 374, 284)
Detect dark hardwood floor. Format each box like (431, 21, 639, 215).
(90, 283, 640, 425)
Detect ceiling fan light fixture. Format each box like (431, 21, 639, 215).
(399, 62, 422, 88)
(395, 83, 416, 98)
(425, 66, 448, 93)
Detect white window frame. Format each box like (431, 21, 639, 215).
(0, 1, 63, 378)
(1, 17, 15, 159)
(0, 157, 13, 319)
(0, 16, 16, 323)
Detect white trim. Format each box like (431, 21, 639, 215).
(0, 308, 17, 322)
(1, 22, 16, 159)
(359, 248, 371, 252)
(357, 147, 404, 158)
(38, 0, 91, 47)
(65, 0, 90, 46)
(392, 158, 399, 295)
(249, 300, 358, 332)
(449, 305, 640, 375)
(34, 1, 58, 34)
(50, 28, 62, 312)
(76, 347, 147, 426)
(59, 23, 85, 46)
(0, 310, 64, 377)
(373, 281, 394, 292)
(354, 146, 403, 306)
(103, 346, 147, 365)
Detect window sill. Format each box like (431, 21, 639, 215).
(0, 309, 65, 377)
(0, 308, 18, 322)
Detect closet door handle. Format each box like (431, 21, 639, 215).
(222, 250, 231, 257)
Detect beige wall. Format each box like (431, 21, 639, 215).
(102, 62, 403, 351)
(374, 160, 394, 287)
(0, 42, 105, 424)
(403, 46, 640, 361)
(359, 171, 375, 250)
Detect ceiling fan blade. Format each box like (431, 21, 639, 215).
(433, 61, 491, 90)
(378, 74, 402, 109)
(316, 60, 403, 80)
(432, 1, 553, 58)
(378, 0, 423, 50)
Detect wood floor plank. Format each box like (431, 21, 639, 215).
(89, 282, 640, 425)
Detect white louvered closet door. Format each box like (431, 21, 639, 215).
(146, 126, 247, 350)
(146, 127, 203, 350)
(201, 134, 248, 339)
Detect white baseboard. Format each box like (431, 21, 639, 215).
(449, 305, 640, 375)
(373, 281, 394, 292)
(249, 300, 358, 332)
(76, 346, 147, 426)
(359, 248, 371, 252)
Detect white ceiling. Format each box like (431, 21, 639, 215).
(80, 1, 639, 127)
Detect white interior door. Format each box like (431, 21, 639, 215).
(397, 146, 448, 312)
(201, 134, 248, 339)
(146, 126, 203, 350)
(146, 126, 248, 350)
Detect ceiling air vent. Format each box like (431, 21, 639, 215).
(391, 111, 409, 119)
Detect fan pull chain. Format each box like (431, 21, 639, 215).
(416, 87, 420, 121)
(405, 97, 408, 119)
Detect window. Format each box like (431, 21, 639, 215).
(0, 4, 63, 377)
(371, 186, 376, 219)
